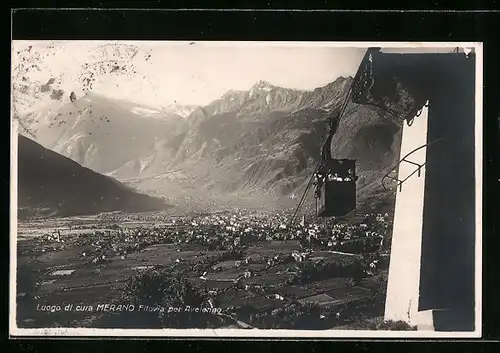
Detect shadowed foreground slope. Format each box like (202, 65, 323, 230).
(17, 134, 167, 218)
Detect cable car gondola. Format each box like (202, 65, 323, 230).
(287, 48, 389, 228)
(313, 121, 358, 218)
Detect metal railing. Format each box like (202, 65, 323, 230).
(382, 137, 445, 192)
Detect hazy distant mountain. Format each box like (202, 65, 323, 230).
(17, 135, 167, 218)
(17, 92, 190, 175)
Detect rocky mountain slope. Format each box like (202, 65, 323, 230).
(123, 77, 403, 211)
(17, 135, 167, 218)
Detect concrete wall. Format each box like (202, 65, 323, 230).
(385, 106, 429, 324)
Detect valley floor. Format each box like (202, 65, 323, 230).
(14, 210, 403, 331)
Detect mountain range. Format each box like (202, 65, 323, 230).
(16, 76, 404, 215)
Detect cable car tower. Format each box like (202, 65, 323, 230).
(351, 47, 477, 332)
(288, 47, 478, 332)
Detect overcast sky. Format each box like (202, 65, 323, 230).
(12, 41, 368, 107)
(11, 41, 473, 109)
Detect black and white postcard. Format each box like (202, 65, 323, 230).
(9, 41, 483, 338)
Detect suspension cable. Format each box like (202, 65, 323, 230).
(287, 160, 321, 229)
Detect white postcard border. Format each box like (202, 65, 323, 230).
(9, 41, 483, 338)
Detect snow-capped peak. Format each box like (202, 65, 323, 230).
(131, 106, 161, 117)
(252, 80, 274, 91)
(160, 104, 198, 118)
(249, 80, 275, 97)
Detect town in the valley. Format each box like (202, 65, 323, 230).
(16, 209, 393, 330)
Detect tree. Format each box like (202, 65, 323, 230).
(121, 267, 222, 328)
